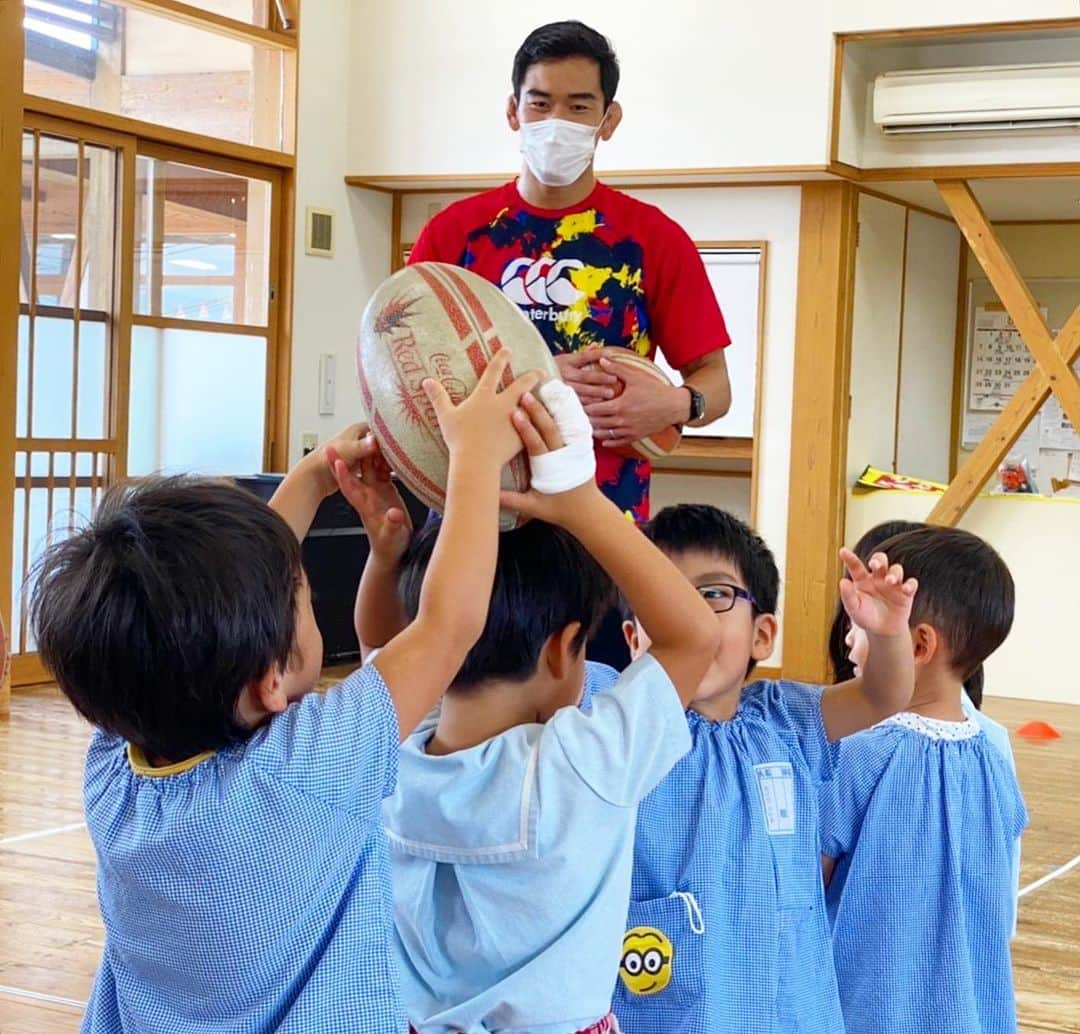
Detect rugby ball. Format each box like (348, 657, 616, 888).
(585, 347, 683, 460)
(357, 262, 560, 530)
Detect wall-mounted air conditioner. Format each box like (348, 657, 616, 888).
(873, 62, 1080, 135)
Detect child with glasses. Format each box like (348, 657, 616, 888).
(820, 526, 1027, 1034)
(612, 505, 918, 1034)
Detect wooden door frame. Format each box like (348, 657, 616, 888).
(0, 0, 23, 714)
(782, 181, 859, 684)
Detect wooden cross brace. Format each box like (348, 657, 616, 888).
(929, 180, 1080, 526)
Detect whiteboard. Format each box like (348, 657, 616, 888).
(652, 247, 761, 439)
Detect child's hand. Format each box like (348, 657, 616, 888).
(423, 348, 541, 468)
(300, 423, 372, 499)
(328, 436, 413, 564)
(500, 388, 603, 526)
(838, 548, 918, 639)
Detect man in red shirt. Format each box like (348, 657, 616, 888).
(409, 19, 732, 523)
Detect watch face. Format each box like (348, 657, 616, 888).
(691, 389, 705, 421)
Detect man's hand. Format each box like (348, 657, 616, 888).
(585, 356, 688, 449)
(328, 436, 413, 565)
(838, 548, 918, 639)
(555, 350, 622, 404)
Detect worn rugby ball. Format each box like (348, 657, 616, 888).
(585, 347, 683, 460)
(357, 262, 559, 530)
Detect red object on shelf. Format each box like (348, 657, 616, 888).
(1015, 720, 1061, 741)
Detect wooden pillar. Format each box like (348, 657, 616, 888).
(0, 0, 24, 716)
(782, 181, 858, 684)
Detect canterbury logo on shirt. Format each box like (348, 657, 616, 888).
(500, 257, 585, 307)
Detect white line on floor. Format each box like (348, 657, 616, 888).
(0, 821, 85, 846)
(1019, 851, 1080, 899)
(0, 984, 85, 1009)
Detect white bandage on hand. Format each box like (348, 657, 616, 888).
(528, 379, 597, 494)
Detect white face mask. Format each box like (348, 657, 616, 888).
(519, 117, 602, 188)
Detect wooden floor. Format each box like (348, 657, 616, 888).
(1, 679, 1078, 1032)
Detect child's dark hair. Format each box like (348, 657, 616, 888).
(400, 519, 613, 690)
(829, 520, 990, 706)
(626, 505, 778, 677)
(513, 21, 620, 108)
(30, 477, 304, 760)
(829, 520, 923, 685)
(880, 526, 1013, 684)
(644, 505, 779, 614)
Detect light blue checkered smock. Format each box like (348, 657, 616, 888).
(80, 665, 406, 1033)
(612, 679, 845, 1034)
(820, 714, 1028, 1034)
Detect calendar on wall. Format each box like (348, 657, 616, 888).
(967, 307, 1042, 412)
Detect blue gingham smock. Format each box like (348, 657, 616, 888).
(80, 665, 406, 1033)
(820, 713, 1028, 1034)
(612, 679, 845, 1034)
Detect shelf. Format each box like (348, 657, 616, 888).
(345, 166, 835, 193)
(651, 436, 754, 474)
(671, 437, 753, 462)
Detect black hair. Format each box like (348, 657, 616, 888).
(30, 476, 304, 760)
(512, 21, 620, 108)
(625, 505, 779, 677)
(828, 520, 990, 706)
(644, 505, 779, 614)
(400, 519, 613, 690)
(829, 520, 924, 684)
(875, 526, 1014, 686)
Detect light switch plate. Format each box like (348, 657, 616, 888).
(318, 353, 336, 415)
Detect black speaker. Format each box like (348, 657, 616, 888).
(234, 474, 428, 663)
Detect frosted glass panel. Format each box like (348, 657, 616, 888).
(128, 326, 266, 476)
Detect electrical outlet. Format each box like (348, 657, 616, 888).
(301, 432, 318, 456)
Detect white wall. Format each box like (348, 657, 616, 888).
(847, 491, 1080, 705)
(347, 1, 1079, 177)
(848, 194, 907, 485)
(828, 0, 1077, 31)
(347, 0, 833, 175)
(651, 473, 752, 524)
(895, 213, 960, 479)
(290, 0, 392, 462)
(846, 195, 960, 491)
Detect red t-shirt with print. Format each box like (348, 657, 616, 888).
(409, 180, 730, 520)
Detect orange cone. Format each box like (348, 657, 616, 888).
(1016, 720, 1061, 741)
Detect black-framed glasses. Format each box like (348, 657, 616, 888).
(698, 583, 757, 614)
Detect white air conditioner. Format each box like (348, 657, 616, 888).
(873, 62, 1080, 135)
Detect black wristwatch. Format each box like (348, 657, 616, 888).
(683, 385, 706, 423)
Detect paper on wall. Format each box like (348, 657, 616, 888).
(1070, 452, 1080, 483)
(1039, 382, 1080, 453)
(962, 410, 1042, 458)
